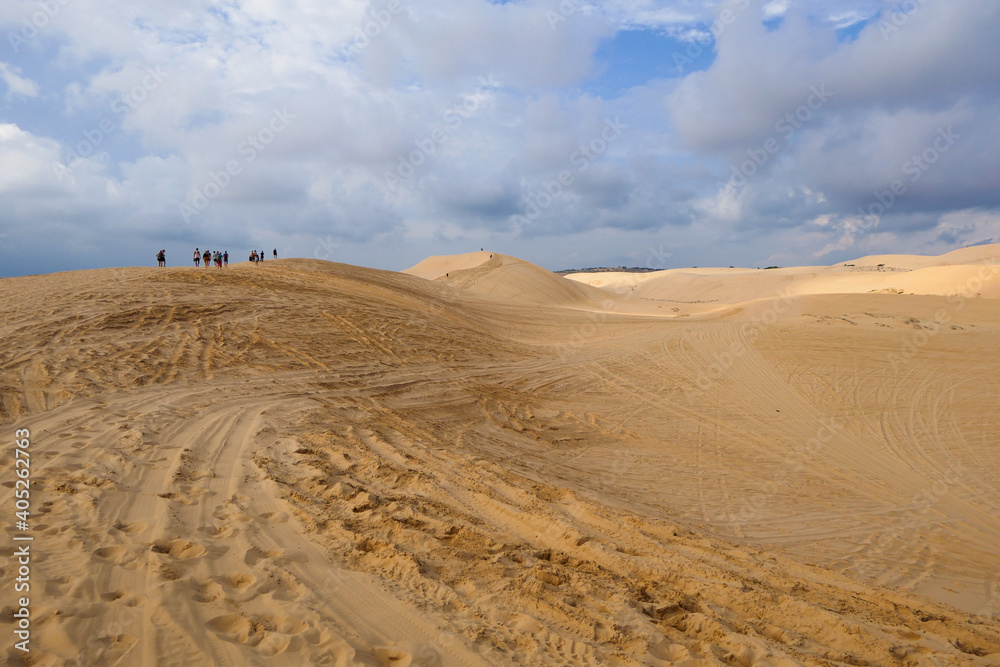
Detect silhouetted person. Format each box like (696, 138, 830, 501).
(156, 249, 166, 267)
(273, 249, 277, 259)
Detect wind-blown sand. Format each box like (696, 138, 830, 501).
(1, 247, 999, 665)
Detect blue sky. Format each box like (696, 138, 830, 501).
(1, 0, 999, 277)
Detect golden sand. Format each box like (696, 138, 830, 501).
(1, 247, 999, 665)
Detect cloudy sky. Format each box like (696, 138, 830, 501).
(1, 0, 998, 276)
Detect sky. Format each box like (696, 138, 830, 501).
(1, 0, 999, 276)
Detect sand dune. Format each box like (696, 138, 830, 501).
(405, 252, 619, 310)
(404, 251, 496, 280)
(566, 243, 1000, 305)
(1, 251, 999, 666)
(405, 253, 716, 318)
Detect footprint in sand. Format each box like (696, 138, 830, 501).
(255, 617, 310, 657)
(92, 546, 135, 566)
(302, 627, 332, 646)
(271, 578, 307, 602)
(256, 633, 292, 656)
(201, 524, 236, 539)
(158, 491, 196, 505)
(97, 590, 145, 607)
(114, 521, 147, 535)
(192, 580, 225, 603)
(207, 614, 254, 644)
(253, 579, 279, 597)
(120, 593, 147, 608)
(151, 539, 207, 560)
(220, 572, 257, 591)
(206, 613, 307, 656)
(271, 617, 308, 634)
(245, 546, 284, 566)
(374, 644, 431, 667)
(213, 506, 254, 523)
(177, 484, 212, 500)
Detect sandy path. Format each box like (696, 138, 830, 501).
(4, 379, 487, 666)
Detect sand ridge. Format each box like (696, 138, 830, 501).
(564, 244, 1000, 305)
(1, 252, 999, 665)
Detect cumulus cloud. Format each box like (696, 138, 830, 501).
(0, 0, 998, 275)
(0, 62, 39, 98)
(666, 0, 1000, 261)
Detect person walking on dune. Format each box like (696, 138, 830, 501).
(156, 249, 166, 267)
(193, 248, 200, 267)
(223, 251, 228, 267)
(203, 250, 210, 267)
(273, 248, 277, 259)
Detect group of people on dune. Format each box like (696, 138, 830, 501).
(155, 248, 278, 267)
(249, 249, 276, 264)
(193, 249, 228, 267)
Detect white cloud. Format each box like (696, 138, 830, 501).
(0, 0, 998, 276)
(0, 62, 39, 98)
(762, 0, 790, 19)
(0, 124, 65, 193)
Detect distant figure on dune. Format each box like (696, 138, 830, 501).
(223, 251, 228, 267)
(273, 248, 277, 259)
(193, 248, 200, 267)
(156, 249, 166, 267)
(203, 250, 210, 267)
(259, 249, 264, 262)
